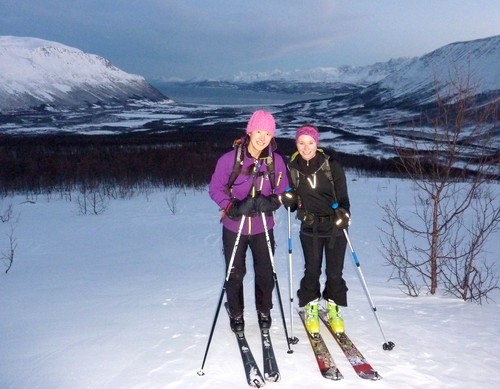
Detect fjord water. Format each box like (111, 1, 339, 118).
(151, 81, 330, 105)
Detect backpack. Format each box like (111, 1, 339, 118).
(225, 137, 276, 194)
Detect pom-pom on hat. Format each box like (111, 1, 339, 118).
(246, 110, 276, 137)
(295, 124, 319, 145)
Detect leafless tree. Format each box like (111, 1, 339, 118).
(1, 203, 18, 273)
(1, 203, 13, 223)
(165, 188, 182, 215)
(76, 186, 109, 215)
(2, 224, 17, 274)
(380, 70, 500, 303)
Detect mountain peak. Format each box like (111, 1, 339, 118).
(370, 34, 500, 105)
(0, 36, 166, 112)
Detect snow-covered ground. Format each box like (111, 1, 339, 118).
(1, 176, 499, 389)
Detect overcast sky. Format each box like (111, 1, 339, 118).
(1, 1, 499, 81)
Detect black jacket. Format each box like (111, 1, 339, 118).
(287, 151, 350, 234)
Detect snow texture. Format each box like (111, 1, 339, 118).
(1, 177, 499, 388)
(0, 36, 164, 111)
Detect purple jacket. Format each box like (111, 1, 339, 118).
(209, 147, 289, 235)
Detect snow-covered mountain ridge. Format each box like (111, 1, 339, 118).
(364, 35, 500, 106)
(2, 34, 499, 114)
(1, 34, 499, 156)
(152, 58, 412, 98)
(0, 36, 166, 112)
(225, 35, 500, 99)
(226, 58, 413, 85)
(156, 35, 500, 110)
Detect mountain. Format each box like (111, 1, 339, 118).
(228, 58, 413, 86)
(1, 34, 498, 154)
(237, 35, 500, 109)
(3, 34, 498, 115)
(0, 36, 166, 112)
(152, 58, 412, 99)
(361, 35, 500, 108)
(156, 35, 500, 110)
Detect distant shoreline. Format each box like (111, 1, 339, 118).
(150, 81, 330, 106)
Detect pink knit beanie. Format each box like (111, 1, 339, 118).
(246, 110, 276, 136)
(295, 125, 319, 144)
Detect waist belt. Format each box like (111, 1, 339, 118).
(298, 209, 335, 226)
(315, 215, 335, 223)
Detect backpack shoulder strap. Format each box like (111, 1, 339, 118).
(225, 139, 244, 194)
(318, 149, 340, 203)
(288, 151, 300, 188)
(318, 149, 333, 185)
(266, 153, 276, 192)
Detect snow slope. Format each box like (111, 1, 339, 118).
(1, 177, 499, 389)
(0, 36, 165, 111)
(362, 35, 500, 105)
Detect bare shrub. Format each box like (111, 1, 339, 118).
(76, 187, 109, 215)
(1, 203, 18, 273)
(380, 70, 500, 303)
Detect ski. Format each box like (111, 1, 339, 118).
(225, 303, 266, 387)
(298, 309, 343, 380)
(319, 309, 381, 380)
(260, 327, 280, 382)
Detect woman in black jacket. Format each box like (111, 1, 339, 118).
(281, 124, 351, 335)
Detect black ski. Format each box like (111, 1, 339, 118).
(319, 309, 381, 380)
(298, 309, 343, 380)
(225, 303, 266, 387)
(261, 328, 280, 382)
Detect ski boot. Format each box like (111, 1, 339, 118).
(257, 311, 272, 330)
(326, 299, 344, 334)
(230, 313, 245, 333)
(304, 298, 320, 334)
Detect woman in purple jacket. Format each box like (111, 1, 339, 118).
(209, 110, 289, 332)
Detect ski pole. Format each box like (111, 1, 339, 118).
(261, 212, 294, 354)
(343, 229, 395, 351)
(287, 207, 299, 344)
(198, 215, 246, 376)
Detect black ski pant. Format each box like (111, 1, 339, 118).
(222, 227, 275, 318)
(297, 229, 348, 307)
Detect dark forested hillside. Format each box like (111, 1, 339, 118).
(0, 122, 401, 195)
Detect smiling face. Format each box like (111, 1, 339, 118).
(296, 134, 318, 161)
(247, 130, 273, 158)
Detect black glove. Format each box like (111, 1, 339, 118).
(333, 207, 351, 229)
(226, 196, 255, 219)
(280, 188, 298, 212)
(254, 194, 281, 213)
